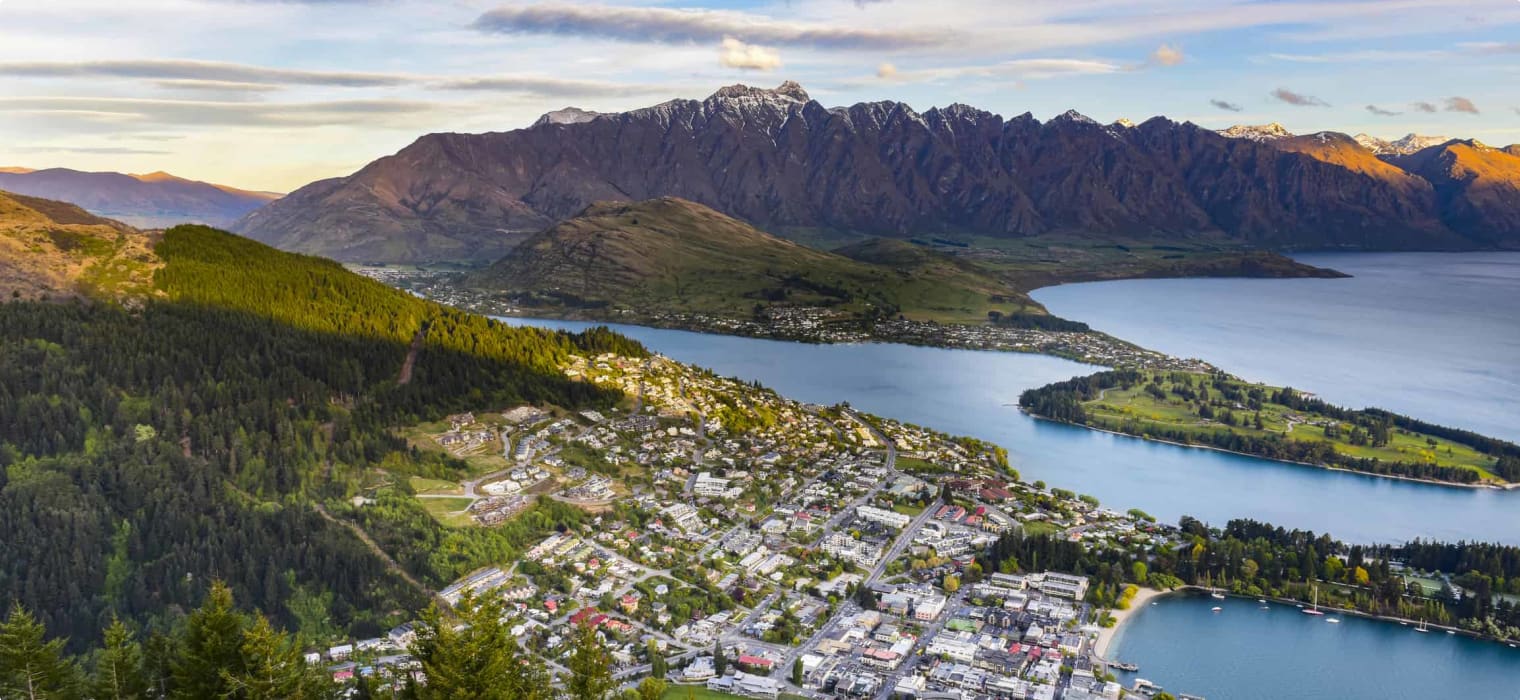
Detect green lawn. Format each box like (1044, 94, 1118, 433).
(419, 496, 476, 527)
(409, 476, 463, 495)
(1083, 371, 1502, 482)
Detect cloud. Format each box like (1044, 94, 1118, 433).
(719, 37, 782, 72)
(1271, 87, 1328, 107)
(429, 76, 672, 98)
(883, 58, 1121, 84)
(0, 59, 408, 87)
(470, 3, 951, 50)
(1411, 101, 1438, 113)
(153, 79, 283, 94)
(1209, 99, 1243, 112)
(1444, 96, 1479, 114)
(877, 63, 898, 79)
(1150, 44, 1185, 66)
(0, 96, 438, 128)
(1460, 41, 1520, 54)
(12, 145, 171, 155)
(1266, 49, 1450, 63)
(1365, 104, 1401, 116)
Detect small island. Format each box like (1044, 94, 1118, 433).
(1020, 369, 1520, 486)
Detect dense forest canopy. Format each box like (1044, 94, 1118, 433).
(0, 225, 645, 650)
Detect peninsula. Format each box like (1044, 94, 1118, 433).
(1019, 369, 1520, 486)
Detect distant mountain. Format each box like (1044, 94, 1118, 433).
(1216, 122, 1295, 142)
(1353, 133, 1451, 156)
(237, 82, 1520, 263)
(1387, 140, 1520, 247)
(0, 168, 279, 228)
(0, 189, 158, 300)
(1270, 132, 1437, 199)
(469, 197, 1047, 324)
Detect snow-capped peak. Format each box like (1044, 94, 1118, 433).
(1217, 122, 1294, 142)
(1052, 109, 1098, 125)
(1353, 132, 1450, 155)
(1113, 118, 1136, 128)
(533, 107, 604, 127)
(708, 81, 810, 104)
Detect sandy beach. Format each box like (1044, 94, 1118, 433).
(1094, 586, 1172, 658)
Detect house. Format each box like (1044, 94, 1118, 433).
(707, 670, 781, 699)
(620, 594, 640, 614)
(388, 622, 416, 648)
(327, 644, 353, 661)
(683, 656, 717, 681)
(736, 655, 775, 673)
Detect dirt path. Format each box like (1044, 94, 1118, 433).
(313, 502, 443, 606)
(396, 322, 430, 385)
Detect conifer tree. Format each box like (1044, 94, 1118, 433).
(90, 617, 149, 700)
(566, 621, 614, 700)
(0, 603, 82, 700)
(171, 581, 249, 700)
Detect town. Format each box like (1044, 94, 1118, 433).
(327, 349, 1193, 699)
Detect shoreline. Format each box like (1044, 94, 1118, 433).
(1024, 412, 1516, 492)
(1094, 586, 1171, 659)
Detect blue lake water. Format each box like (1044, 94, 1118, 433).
(1033, 252, 1520, 443)
(502, 314, 1520, 546)
(1109, 593, 1520, 700)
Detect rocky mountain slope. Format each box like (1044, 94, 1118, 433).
(0, 190, 159, 300)
(0, 167, 279, 228)
(470, 197, 1044, 324)
(237, 83, 1520, 263)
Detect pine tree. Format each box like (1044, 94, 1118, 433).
(222, 615, 332, 700)
(408, 594, 551, 700)
(171, 581, 249, 700)
(566, 622, 614, 700)
(791, 657, 804, 686)
(0, 603, 82, 700)
(91, 617, 149, 700)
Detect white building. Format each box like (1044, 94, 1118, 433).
(855, 505, 912, 529)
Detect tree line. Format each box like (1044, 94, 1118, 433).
(1, 225, 647, 650)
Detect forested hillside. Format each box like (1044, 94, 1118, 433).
(0, 223, 644, 650)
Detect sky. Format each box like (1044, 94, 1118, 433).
(1, 0, 1518, 192)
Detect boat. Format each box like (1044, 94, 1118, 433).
(1447, 630, 1456, 635)
(1257, 599, 1267, 604)
(1210, 587, 1226, 600)
(1211, 606, 1222, 612)
(1326, 618, 1340, 624)
(1302, 585, 1325, 616)
(1415, 619, 1430, 633)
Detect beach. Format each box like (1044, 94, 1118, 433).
(1094, 586, 1171, 658)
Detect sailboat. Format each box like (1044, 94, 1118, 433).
(1302, 586, 1325, 616)
(1415, 619, 1429, 633)
(1210, 587, 1226, 600)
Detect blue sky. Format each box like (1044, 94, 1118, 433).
(1, 0, 1517, 191)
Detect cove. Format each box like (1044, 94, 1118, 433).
(1108, 592, 1520, 700)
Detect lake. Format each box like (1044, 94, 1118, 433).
(1109, 593, 1520, 700)
(501, 315, 1520, 546)
(1033, 252, 1520, 443)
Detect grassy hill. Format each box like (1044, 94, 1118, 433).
(1020, 369, 1520, 486)
(0, 202, 646, 649)
(470, 197, 1050, 325)
(0, 189, 160, 300)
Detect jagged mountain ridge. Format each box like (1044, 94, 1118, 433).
(236, 82, 1520, 262)
(0, 167, 279, 229)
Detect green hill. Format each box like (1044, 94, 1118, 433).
(0, 206, 645, 649)
(0, 189, 159, 300)
(469, 197, 1050, 325)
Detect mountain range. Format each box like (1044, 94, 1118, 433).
(0, 167, 279, 229)
(233, 82, 1520, 263)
